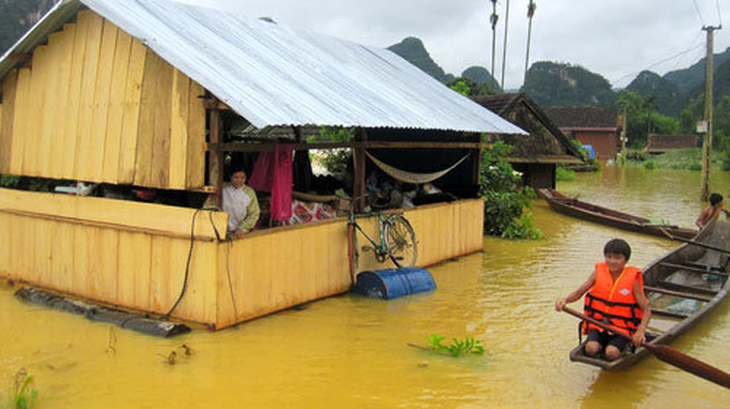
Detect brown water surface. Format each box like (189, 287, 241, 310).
(1, 166, 730, 407)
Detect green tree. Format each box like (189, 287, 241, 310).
(480, 141, 542, 239)
(616, 90, 678, 148)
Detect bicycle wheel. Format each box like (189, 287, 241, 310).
(384, 214, 417, 267)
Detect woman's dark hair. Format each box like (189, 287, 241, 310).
(604, 238, 631, 260)
(710, 193, 723, 206)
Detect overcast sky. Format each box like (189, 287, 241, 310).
(182, 0, 728, 90)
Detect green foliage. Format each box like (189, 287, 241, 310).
(625, 149, 647, 162)
(447, 76, 495, 97)
(4, 370, 38, 409)
(689, 162, 702, 171)
(449, 80, 470, 97)
(308, 126, 354, 178)
(643, 160, 655, 170)
(0, 174, 21, 188)
(479, 141, 542, 239)
(425, 334, 485, 357)
(555, 167, 575, 181)
(616, 90, 679, 148)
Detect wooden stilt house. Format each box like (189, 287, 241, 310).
(472, 93, 585, 189)
(0, 0, 526, 329)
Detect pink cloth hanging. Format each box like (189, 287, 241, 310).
(248, 143, 293, 221)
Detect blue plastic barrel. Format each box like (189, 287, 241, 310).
(352, 267, 436, 300)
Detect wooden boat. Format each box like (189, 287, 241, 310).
(569, 219, 730, 370)
(538, 188, 698, 240)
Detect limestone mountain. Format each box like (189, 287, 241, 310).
(0, 0, 58, 54)
(625, 70, 684, 116)
(664, 46, 730, 95)
(461, 66, 503, 94)
(523, 61, 617, 107)
(387, 36, 454, 83)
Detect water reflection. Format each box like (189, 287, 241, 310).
(1, 167, 729, 407)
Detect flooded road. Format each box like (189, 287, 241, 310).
(1, 166, 729, 407)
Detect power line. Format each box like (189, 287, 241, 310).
(691, 0, 706, 25)
(612, 42, 705, 87)
(716, 0, 723, 26)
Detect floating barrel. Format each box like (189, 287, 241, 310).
(352, 267, 436, 300)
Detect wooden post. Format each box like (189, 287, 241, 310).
(471, 133, 483, 186)
(209, 106, 223, 206)
(353, 128, 367, 212)
(700, 25, 720, 202)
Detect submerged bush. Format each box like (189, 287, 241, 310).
(480, 141, 543, 239)
(644, 161, 656, 170)
(556, 167, 576, 181)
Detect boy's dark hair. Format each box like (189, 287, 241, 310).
(710, 193, 723, 206)
(604, 238, 631, 260)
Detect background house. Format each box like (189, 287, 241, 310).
(644, 133, 700, 154)
(472, 93, 585, 189)
(543, 106, 619, 161)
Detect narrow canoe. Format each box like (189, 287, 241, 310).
(538, 188, 698, 240)
(568, 220, 730, 370)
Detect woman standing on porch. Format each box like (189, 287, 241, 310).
(223, 169, 260, 238)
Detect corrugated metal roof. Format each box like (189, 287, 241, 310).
(1, 0, 526, 135)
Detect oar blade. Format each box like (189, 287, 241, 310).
(647, 344, 730, 389)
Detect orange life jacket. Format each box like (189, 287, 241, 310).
(583, 262, 644, 334)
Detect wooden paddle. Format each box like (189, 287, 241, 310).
(658, 227, 730, 255)
(561, 306, 730, 389)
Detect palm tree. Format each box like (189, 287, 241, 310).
(524, 1, 537, 86)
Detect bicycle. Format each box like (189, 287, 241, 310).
(347, 203, 418, 281)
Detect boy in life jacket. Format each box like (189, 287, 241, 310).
(555, 239, 651, 361)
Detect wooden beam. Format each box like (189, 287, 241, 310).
(202, 98, 232, 111)
(353, 128, 367, 212)
(644, 285, 713, 302)
(651, 309, 689, 320)
(208, 107, 223, 201)
(208, 141, 494, 152)
(659, 262, 729, 276)
(658, 281, 718, 297)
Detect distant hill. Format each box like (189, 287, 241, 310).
(685, 57, 730, 106)
(0, 0, 57, 54)
(462, 66, 503, 94)
(625, 70, 684, 116)
(387, 37, 454, 83)
(664, 47, 730, 95)
(523, 61, 617, 107)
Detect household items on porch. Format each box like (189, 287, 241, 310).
(248, 143, 294, 222)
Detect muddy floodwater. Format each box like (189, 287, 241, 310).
(1, 166, 730, 407)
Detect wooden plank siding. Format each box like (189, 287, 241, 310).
(0, 70, 18, 173)
(0, 9, 206, 190)
(0, 185, 483, 328)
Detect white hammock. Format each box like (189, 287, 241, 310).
(365, 151, 470, 184)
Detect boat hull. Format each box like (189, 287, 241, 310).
(538, 188, 698, 240)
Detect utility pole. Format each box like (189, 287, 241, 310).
(500, 0, 510, 90)
(700, 25, 721, 201)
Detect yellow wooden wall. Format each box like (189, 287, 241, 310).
(214, 199, 484, 329)
(0, 10, 206, 189)
(0, 186, 483, 329)
(0, 187, 226, 325)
